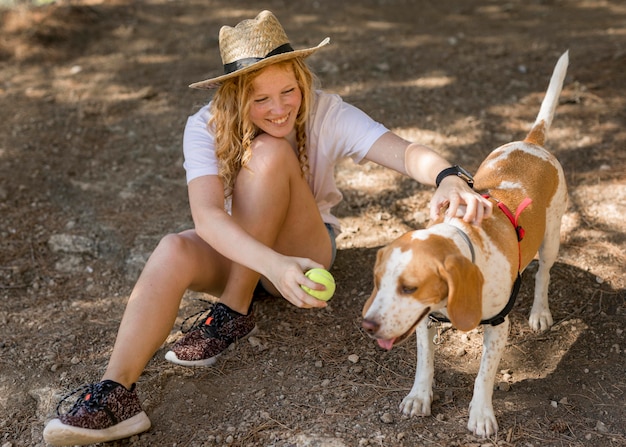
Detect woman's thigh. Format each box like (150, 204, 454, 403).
(232, 135, 333, 267)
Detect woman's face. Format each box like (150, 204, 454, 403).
(249, 63, 302, 139)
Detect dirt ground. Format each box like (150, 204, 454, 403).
(1, 0, 625, 446)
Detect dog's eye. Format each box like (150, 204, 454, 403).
(400, 285, 417, 295)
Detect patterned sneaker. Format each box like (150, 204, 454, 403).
(165, 302, 257, 367)
(43, 380, 151, 446)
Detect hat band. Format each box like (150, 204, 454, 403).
(223, 43, 294, 74)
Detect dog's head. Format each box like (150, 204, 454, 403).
(362, 230, 484, 350)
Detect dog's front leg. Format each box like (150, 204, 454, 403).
(400, 318, 435, 417)
(467, 318, 509, 437)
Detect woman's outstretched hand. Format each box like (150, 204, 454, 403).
(430, 176, 493, 224)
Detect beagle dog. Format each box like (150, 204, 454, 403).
(361, 51, 569, 437)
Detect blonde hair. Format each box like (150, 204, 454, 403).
(208, 58, 318, 198)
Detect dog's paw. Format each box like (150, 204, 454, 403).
(400, 393, 432, 417)
(529, 308, 553, 332)
(467, 405, 498, 437)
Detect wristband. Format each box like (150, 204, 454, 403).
(435, 165, 474, 189)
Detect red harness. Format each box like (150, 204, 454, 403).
(484, 195, 533, 269)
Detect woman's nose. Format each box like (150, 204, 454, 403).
(269, 98, 286, 112)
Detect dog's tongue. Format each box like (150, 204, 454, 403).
(377, 338, 396, 350)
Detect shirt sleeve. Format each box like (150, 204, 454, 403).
(182, 103, 218, 184)
(310, 93, 389, 164)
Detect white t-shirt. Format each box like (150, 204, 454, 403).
(183, 90, 389, 234)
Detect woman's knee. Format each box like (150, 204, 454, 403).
(155, 232, 188, 257)
(247, 134, 299, 174)
(154, 231, 208, 266)
(152, 232, 226, 287)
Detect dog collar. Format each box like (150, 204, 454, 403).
(451, 225, 475, 263)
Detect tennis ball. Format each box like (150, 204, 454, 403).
(301, 268, 336, 301)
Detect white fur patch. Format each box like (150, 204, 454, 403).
(410, 229, 430, 241)
(478, 233, 515, 317)
(485, 143, 552, 170)
(497, 180, 523, 191)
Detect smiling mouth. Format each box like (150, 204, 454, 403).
(268, 114, 289, 125)
(376, 307, 431, 350)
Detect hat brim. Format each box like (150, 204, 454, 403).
(189, 37, 330, 90)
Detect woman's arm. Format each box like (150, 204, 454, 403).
(188, 175, 274, 272)
(187, 175, 326, 306)
(364, 132, 492, 223)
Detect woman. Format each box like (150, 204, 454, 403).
(43, 10, 492, 446)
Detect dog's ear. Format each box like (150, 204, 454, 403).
(438, 255, 484, 331)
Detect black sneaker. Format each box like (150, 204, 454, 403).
(165, 302, 257, 367)
(43, 380, 151, 446)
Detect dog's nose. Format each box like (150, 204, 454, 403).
(361, 319, 380, 334)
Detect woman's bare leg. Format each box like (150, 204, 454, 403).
(219, 134, 332, 313)
(101, 231, 230, 388)
(101, 135, 331, 386)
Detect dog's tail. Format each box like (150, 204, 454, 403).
(524, 50, 569, 146)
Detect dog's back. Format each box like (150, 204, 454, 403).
(473, 51, 569, 270)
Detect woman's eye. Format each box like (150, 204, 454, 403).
(282, 88, 295, 95)
(254, 97, 268, 104)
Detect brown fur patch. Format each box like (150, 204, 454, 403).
(524, 120, 547, 146)
(474, 146, 560, 270)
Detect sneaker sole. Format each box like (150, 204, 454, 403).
(164, 325, 259, 367)
(43, 412, 151, 446)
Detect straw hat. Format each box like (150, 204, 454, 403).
(189, 10, 330, 89)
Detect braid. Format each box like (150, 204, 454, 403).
(290, 58, 319, 181)
(295, 110, 310, 181)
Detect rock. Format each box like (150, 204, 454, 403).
(380, 412, 394, 424)
(48, 234, 96, 255)
(54, 255, 87, 273)
(247, 336, 262, 347)
(497, 382, 511, 392)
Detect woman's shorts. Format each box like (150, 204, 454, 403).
(325, 223, 337, 268)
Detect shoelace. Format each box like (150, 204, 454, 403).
(179, 299, 216, 333)
(56, 380, 119, 416)
(179, 300, 235, 337)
